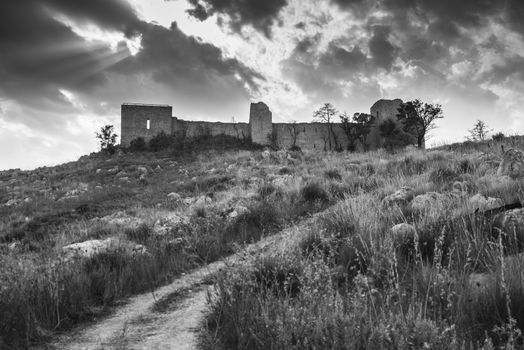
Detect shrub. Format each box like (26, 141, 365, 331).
(300, 182, 329, 203)
(324, 169, 342, 181)
(429, 165, 458, 185)
(252, 256, 302, 297)
(148, 132, 174, 152)
(492, 132, 505, 142)
(129, 137, 147, 152)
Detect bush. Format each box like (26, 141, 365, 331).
(429, 165, 458, 185)
(300, 182, 329, 203)
(148, 132, 174, 152)
(129, 137, 147, 152)
(324, 169, 342, 181)
(492, 132, 505, 142)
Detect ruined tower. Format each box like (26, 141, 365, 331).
(249, 102, 272, 146)
(121, 103, 172, 146)
(369, 99, 403, 149)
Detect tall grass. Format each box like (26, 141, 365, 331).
(199, 146, 524, 349)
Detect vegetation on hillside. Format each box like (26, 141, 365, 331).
(198, 140, 524, 349)
(0, 140, 349, 348)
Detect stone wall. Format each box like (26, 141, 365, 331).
(174, 119, 249, 140)
(121, 104, 172, 146)
(120, 99, 414, 151)
(272, 123, 350, 151)
(249, 102, 272, 145)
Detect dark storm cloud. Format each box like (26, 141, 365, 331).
(115, 22, 262, 92)
(368, 26, 396, 70)
(281, 36, 373, 99)
(0, 0, 262, 142)
(187, 0, 288, 38)
(45, 0, 143, 36)
(0, 1, 114, 109)
(0, 0, 260, 109)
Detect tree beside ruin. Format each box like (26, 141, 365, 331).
(96, 125, 118, 154)
(313, 103, 340, 151)
(396, 99, 444, 148)
(340, 112, 375, 151)
(287, 121, 303, 150)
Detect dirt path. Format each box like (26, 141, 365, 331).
(39, 219, 303, 350)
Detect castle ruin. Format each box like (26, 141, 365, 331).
(121, 99, 408, 151)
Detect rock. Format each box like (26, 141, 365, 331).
(497, 148, 524, 178)
(383, 186, 415, 207)
(8, 242, 20, 251)
(493, 208, 524, 244)
(116, 170, 127, 178)
(96, 169, 102, 174)
(107, 167, 119, 175)
(182, 197, 194, 206)
(228, 206, 248, 219)
(137, 166, 148, 174)
(466, 273, 496, 304)
(119, 177, 130, 182)
(167, 192, 182, 201)
(390, 223, 416, 246)
(4, 199, 21, 207)
(469, 193, 503, 211)
(227, 164, 235, 171)
(390, 223, 416, 258)
(262, 149, 271, 160)
(62, 238, 147, 259)
(410, 192, 445, 211)
(96, 211, 143, 229)
(451, 181, 472, 196)
(138, 173, 147, 184)
(194, 196, 212, 207)
(63, 238, 115, 258)
(153, 214, 188, 235)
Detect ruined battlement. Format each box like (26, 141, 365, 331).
(120, 99, 407, 150)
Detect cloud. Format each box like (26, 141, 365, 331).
(368, 25, 396, 70)
(0, 0, 264, 170)
(187, 0, 288, 38)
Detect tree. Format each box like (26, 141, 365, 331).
(379, 119, 415, 152)
(287, 121, 303, 151)
(96, 125, 118, 154)
(340, 112, 375, 151)
(467, 120, 492, 141)
(396, 99, 444, 148)
(313, 103, 339, 151)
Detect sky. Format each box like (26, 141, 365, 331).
(1, 0, 524, 170)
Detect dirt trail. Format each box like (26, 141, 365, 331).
(39, 220, 303, 350)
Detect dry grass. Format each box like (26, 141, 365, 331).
(198, 145, 524, 350)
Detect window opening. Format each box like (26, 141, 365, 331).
(146, 119, 150, 130)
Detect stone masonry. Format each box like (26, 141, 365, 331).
(120, 99, 414, 150)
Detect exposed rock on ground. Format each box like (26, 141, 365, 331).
(469, 193, 503, 211)
(411, 192, 446, 211)
(62, 238, 146, 259)
(497, 148, 524, 178)
(383, 186, 415, 207)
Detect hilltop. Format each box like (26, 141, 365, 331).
(1, 137, 524, 349)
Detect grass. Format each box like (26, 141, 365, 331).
(198, 143, 524, 350)
(4, 139, 524, 349)
(0, 145, 349, 348)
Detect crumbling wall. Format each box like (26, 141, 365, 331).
(249, 102, 272, 145)
(121, 104, 172, 146)
(272, 123, 349, 151)
(176, 120, 249, 140)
